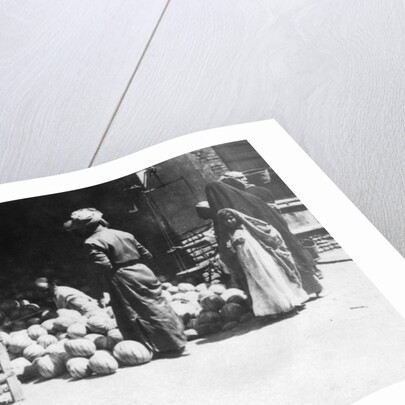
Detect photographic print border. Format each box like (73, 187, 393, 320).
(1, 120, 404, 404)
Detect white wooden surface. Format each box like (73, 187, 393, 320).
(0, 0, 168, 180)
(2, 0, 405, 257)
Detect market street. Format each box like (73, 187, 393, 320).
(21, 252, 405, 405)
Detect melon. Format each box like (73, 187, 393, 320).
(167, 286, 179, 295)
(53, 316, 77, 332)
(220, 288, 246, 302)
(94, 336, 115, 351)
(89, 350, 119, 375)
(113, 341, 152, 366)
(171, 293, 188, 302)
(27, 325, 48, 340)
(221, 321, 238, 331)
(8, 334, 34, 355)
(208, 284, 227, 295)
(87, 316, 115, 334)
(59, 338, 69, 346)
(37, 334, 58, 349)
(11, 357, 38, 381)
(198, 290, 215, 302)
(66, 357, 92, 380)
(8, 352, 20, 361)
(56, 332, 68, 341)
(107, 329, 124, 343)
(67, 323, 87, 339)
(23, 343, 46, 361)
(183, 291, 199, 303)
(200, 295, 225, 312)
(76, 315, 89, 324)
(177, 283, 195, 293)
(9, 329, 28, 338)
(194, 283, 209, 292)
(184, 329, 199, 341)
(69, 298, 99, 315)
(84, 309, 109, 319)
(35, 354, 66, 379)
(240, 312, 255, 323)
(84, 333, 104, 343)
(57, 309, 82, 320)
(41, 319, 56, 334)
(220, 303, 246, 323)
(65, 339, 96, 358)
(45, 343, 67, 356)
(226, 294, 249, 308)
(197, 310, 222, 326)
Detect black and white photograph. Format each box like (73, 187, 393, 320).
(1, 139, 405, 405)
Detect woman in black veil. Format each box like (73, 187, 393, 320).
(205, 181, 323, 296)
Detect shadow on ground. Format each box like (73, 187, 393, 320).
(195, 309, 301, 345)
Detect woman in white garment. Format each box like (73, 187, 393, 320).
(216, 208, 308, 318)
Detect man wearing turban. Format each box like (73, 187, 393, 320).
(220, 171, 275, 204)
(64, 208, 187, 357)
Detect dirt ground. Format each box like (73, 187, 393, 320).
(21, 251, 405, 405)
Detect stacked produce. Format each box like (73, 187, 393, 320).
(163, 282, 254, 339)
(0, 280, 255, 385)
(0, 307, 152, 383)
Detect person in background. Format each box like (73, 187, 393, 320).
(206, 182, 323, 298)
(220, 171, 275, 204)
(63, 208, 187, 358)
(35, 277, 100, 315)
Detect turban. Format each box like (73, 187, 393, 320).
(219, 171, 247, 190)
(195, 201, 214, 220)
(63, 208, 104, 231)
(35, 277, 49, 289)
(195, 201, 210, 209)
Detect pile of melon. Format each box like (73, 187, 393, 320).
(0, 308, 153, 382)
(163, 282, 254, 339)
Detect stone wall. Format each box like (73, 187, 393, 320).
(187, 147, 229, 181)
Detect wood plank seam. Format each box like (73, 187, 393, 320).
(88, 0, 173, 168)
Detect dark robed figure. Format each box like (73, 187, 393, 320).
(64, 208, 186, 356)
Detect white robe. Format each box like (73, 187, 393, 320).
(232, 227, 308, 316)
